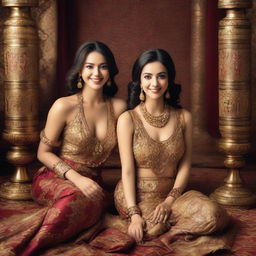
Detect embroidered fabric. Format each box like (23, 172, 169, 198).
(114, 179, 230, 241)
(59, 94, 117, 168)
(129, 109, 185, 174)
(114, 177, 175, 234)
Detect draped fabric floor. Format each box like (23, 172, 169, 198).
(0, 163, 256, 256)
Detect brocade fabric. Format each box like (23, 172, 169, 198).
(20, 162, 106, 256)
(114, 179, 232, 255)
(129, 109, 185, 174)
(115, 177, 176, 236)
(59, 94, 117, 167)
(112, 109, 234, 255)
(0, 94, 117, 256)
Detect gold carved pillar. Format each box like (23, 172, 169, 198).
(248, 1, 256, 155)
(0, 0, 39, 200)
(210, 0, 256, 207)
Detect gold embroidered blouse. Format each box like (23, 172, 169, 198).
(59, 94, 117, 168)
(129, 109, 185, 175)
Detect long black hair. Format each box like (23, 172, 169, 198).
(67, 41, 118, 97)
(128, 48, 182, 109)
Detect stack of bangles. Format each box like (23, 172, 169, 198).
(167, 187, 182, 200)
(127, 205, 141, 218)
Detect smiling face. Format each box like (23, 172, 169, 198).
(140, 61, 168, 101)
(81, 51, 110, 90)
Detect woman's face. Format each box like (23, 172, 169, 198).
(140, 61, 168, 101)
(81, 51, 110, 90)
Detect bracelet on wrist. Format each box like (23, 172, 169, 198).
(127, 205, 141, 218)
(52, 160, 72, 179)
(167, 187, 182, 200)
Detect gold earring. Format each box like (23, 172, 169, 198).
(77, 76, 83, 88)
(107, 79, 111, 86)
(165, 91, 171, 99)
(139, 88, 145, 101)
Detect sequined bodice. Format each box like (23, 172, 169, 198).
(129, 109, 185, 174)
(59, 94, 117, 167)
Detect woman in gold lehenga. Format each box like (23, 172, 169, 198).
(114, 49, 233, 256)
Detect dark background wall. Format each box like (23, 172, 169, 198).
(57, 0, 219, 135)
(58, 0, 191, 106)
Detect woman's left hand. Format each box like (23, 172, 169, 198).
(149, 202, 172, 224)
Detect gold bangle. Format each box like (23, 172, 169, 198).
(127, 205, 141, 218)
(167, 187, 182, 200)
(52, 160, 71, 179)
(40, 129, 61, 148)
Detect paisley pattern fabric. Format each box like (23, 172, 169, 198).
(0, 174, 249, 256)
(115, 177, 175, 236)
(114, 178, 233, 255)
(19, 160, 107, 256)
(115, 179, 230, 234)
(129, 109, 185, 174)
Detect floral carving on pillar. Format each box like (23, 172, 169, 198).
(0, 6, 8, 131)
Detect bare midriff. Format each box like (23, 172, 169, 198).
(137, 164, 177, 179)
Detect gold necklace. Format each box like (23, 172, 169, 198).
(140, 102, 170, 128)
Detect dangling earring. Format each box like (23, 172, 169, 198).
(139, 88, 145, 101)
(107, 79, 111, 87)
(77, 76, 83, 89)
(165, 91, 171, 99)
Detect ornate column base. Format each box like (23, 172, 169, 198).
(0, 181, 32, 200)
(210, 169, 256, 208)
(0, 165, 32, 200)
(0, 145, 34, 200)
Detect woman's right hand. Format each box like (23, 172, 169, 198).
(128, 214, 145, 243)
(75, 176, 104, 200)
(66, 170, 104, 200)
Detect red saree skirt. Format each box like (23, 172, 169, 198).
(18, 159, 106, 256)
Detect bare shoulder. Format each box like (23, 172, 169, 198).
(117, 110, 134, 131)
(49, 95, 78, 116)
(179, 108, 192, 130)
(180, 108, 192, 123)
(110, 97, 127, 118)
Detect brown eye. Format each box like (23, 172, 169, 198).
(158, 74, 167, 79)
(100, 64, 108, 70)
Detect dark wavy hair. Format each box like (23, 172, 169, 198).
(67, 41, 118, 97)
(128, 49, 182, 109)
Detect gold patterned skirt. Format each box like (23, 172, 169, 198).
(114, 177, 230, 239)
(114, 177, 176, 237)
